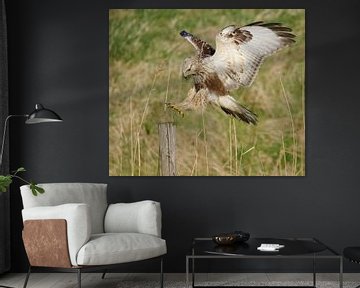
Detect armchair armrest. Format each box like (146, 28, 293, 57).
(104, 200, 162, 237)
(22, 203, 91, 266)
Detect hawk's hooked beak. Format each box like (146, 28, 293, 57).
(183, 70, 192, 80)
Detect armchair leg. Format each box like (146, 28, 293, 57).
(77, 268, 81, 288)
(160, 257, 164, 288)
(23, 266, 31, 288)
(101, 270, 107, 279)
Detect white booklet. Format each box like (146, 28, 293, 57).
(257, 243, 285, 251)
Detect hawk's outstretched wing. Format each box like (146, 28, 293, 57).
(180, 30, 215, 58)
(209, 22, 295, 89)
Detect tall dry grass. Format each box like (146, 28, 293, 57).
(109, 9, 305, 176)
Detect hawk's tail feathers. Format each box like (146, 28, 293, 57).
(218, 96, 258, 125)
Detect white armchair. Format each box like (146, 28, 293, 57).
(20, 183, 166, 288)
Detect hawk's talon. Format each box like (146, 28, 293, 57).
(166, 103, 185, 117)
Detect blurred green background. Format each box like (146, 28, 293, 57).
(109, 9, 305, 176)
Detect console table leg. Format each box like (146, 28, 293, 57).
(339, 257, 343, 288)
(192, 258, 195, 288)
(186, 257, 189, 288)
(313, 255, 316, 287)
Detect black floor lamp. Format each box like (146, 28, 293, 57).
(0, 103, 62, 288)
(0, 103, 63, 167)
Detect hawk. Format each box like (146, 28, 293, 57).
(168, 21, 296, 124)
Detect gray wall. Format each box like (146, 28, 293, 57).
(5, 0, 360, 273)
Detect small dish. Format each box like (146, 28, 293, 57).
(212, 234, 237, 245)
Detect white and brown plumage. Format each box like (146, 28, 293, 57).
(168, 21, 296, 124)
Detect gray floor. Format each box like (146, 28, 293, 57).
(0, 273, 359, 288)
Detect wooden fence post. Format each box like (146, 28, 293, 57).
(158, 122, 176, 176)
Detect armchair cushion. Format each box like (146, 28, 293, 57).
(22, 203, 91, 266)
(76, 233, 167, 266)
(21, 183, 108, 234)
(104, 200, 162, 237)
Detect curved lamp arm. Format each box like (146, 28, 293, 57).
(0, 104, 63, 170)
(0, 114, 28, 169)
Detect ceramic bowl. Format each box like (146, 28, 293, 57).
(212, 234, 238, 245)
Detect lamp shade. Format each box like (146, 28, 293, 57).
(25, 104, 63, 124)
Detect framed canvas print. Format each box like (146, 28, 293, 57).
(109, 9, 305, 176)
